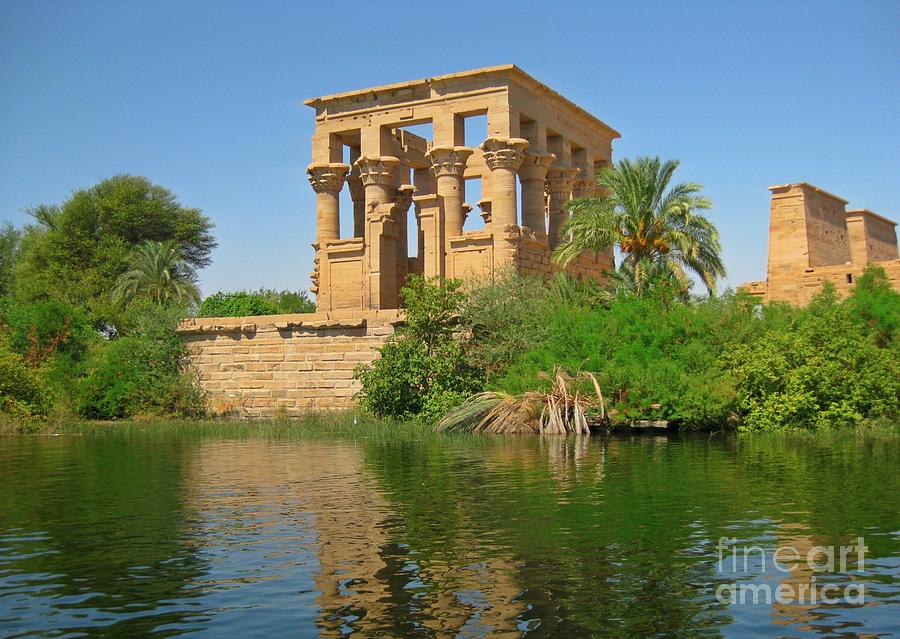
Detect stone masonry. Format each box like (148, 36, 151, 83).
(741, 183, 899, 305)
(304, 64, 619, 311)
(178, 311, 399, 417)
(179, 65, 619, 417)
(180, 66, 620, 416)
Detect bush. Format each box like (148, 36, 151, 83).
(354, 276, 483, 421)
(254, 288, 316, 314)
(723, 285, 899, 431)
(0, 298, 96, 365)
(492, 293, 757, 429)
(75, 305, 205, 419)
(0, 337, 45, 421)
(197, 289, 316, 317)
(198, 291, 279, 317)
(461, 272, 553, 377)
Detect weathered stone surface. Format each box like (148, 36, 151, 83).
(306, 65, 618, 312)
(178, 311, 398, 418)
(740, 183, 899, 305)
(182, 67, 624, 416)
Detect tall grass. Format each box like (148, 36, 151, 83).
(10, 411, 443, 443)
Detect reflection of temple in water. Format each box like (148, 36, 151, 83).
(769, 523, 867, 637)
(186, 440, 528, 636)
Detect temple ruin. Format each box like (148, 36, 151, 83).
(304, 64, 618, 311)
(741, 183, 899, 304)
(177, 66, 619, 416)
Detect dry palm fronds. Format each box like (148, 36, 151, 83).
(436, 367, 606, 435)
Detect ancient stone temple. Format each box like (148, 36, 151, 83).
(741, 183, 899, 305)
(178, 66, 620, 416)
(305, 64, 618, 311)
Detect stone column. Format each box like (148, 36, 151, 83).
(518, 152, 555, 233)
(546, 167, 579, 249)
(355, 156, 400, 309)
(394, 185, 417, 292)
(307, 163, 350, 243)
(347, 175, 365, 238)
(480, 137, 529, 229)
(426, 146, 473, 238)
(481, 137, 529, 270)
(413, 194, 443, 279)
(572, 164, 597, 199)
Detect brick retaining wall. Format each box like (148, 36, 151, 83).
(177, 311, 400, 417)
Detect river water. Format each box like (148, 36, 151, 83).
(1, 430, 898, 637)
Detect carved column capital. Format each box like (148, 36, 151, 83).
(426, 146, 474, 178)
(546, 167, 580, 196)
(571, 165, 597, 198)
(355, 156, 400, 187)
(366, 201, 397, 224)
(307, 163, 350, 193)
(461, 202, 473, 226)
(395, 185, 418, 216)
(477, 199, 492, 225)
(480, 137, 529, 171)
(518, 152, 556, 182)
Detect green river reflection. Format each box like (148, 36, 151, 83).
(1, 429, 898, 637)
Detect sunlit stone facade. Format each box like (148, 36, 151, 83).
(741, 183, 899, 305)
(304, 65, 619, 311)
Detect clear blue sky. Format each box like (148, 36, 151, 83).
(2, 0, 898, 295)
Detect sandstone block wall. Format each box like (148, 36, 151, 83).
(742, 182, 899, 305)
(516, 232, 614, 281)
(177, 311, 399, 417)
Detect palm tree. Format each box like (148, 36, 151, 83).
(554, 157, 726, 295)
(112, 240, 201, 308)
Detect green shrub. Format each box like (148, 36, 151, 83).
(75, 305, 205, 419)
(198, 291, 279, 317)
(723, 286, 899, 431)
(0, 337, 46, 421)
(354, 276, 483, 421)
(0, 298, 96, 364)
(844, 265, 900, 349)
(253, 288, 316, 314)
(461, 272, 553, 377)
(197, 289, 316, 317)
(492, 293, 763, 429)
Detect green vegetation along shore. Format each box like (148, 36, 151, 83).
(2, 161, 898, 434)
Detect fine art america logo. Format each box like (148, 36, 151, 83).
(715, 537, 868, 606)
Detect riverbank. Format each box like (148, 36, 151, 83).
(4, 411, 898, 441)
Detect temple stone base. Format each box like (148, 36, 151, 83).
(178, 311, 399, 417)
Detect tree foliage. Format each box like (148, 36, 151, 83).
(555, 157, 725, 295)
(14, 175, 215, 322)
(112, 240, 200, 309)
(0, 222, 22, 296)
(197, 289, 315, 317)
